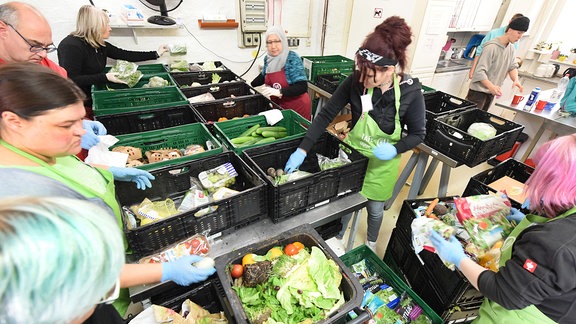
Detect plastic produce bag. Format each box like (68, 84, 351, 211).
(467, 122, 497, 140)
(169, 43, 187, 55)
(142, 76, 169, 88)
(139, 233, 211, 263)
(198, 163, 238, 192)
(317, 148, 351, 171)
(108, 60, 142, 87)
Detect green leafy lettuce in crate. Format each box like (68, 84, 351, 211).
(142, 76, 169, 88)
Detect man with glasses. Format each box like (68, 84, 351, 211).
(0, 2, 66, 77)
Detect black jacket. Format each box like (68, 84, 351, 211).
(57, 35, 158, 106)
(299, 73, 426, 153)
(478, 213, 576, 323)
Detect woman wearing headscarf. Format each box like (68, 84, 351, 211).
(251, 25, 312, 120)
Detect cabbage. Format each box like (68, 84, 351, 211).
(109, 60, 142, 87)
(467, 122, 497, 140)
(142, 76, 169, 88)
(170, 60, 189, 72)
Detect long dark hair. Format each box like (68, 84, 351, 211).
(356, 16, 413, 82)
(0, 63, 85, 119)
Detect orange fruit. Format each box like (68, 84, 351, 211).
(268, 247, 283, 260)
(242, 253, 256, 266)
(292, 242, 305, 251)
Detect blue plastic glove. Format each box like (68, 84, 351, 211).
(81, 120, 107, 150)
(161, 255, 216, 286)
(506, 207, 526, 223)
(429, 231, 468, 269)
(373, 142, 397, 160)
(284, 148, 306, 174)
(521, 198, 531, 209)
(109, 167, 155, 190)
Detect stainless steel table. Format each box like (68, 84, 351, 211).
(129, 193, 368, 303)
(495, 91, 576, 161)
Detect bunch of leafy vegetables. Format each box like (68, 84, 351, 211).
(232, 246, 344, 324)
(108, 60, 143, 87)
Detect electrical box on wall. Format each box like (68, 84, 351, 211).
(238, 0, 267, 48)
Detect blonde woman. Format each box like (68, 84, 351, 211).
(57, 5, 168, 118)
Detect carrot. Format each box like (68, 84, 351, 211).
(425, 198, 440, 217)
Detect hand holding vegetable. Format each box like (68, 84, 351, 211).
(260, 86, 282, 99)
(106, 72, 128, 85)
(157, 44, 169, 57)
(429, 231, 468, 269)
(373, 142, 397, 160)
(284, 148, 306, 174)
(109, 167, 155, 190)
(161, 255, 216, 286)
(506, 208, 526, 223)
(81, 120, 107, 150)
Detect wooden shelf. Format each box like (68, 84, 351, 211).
(197, 19, 238, 29)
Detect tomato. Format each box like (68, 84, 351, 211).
(268, 247, 283, 260)
(190, 239, 201, 249)
(292, 242, 305, 251)
(200, 247, 209, 254)
(242, 253, 256, 266)
(231, 264, 244, 278)
(284, 243, 299, 256)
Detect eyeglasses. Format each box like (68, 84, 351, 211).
(5, 23, 57, 53)
(98, 278, 120, 305)
(266, 40, 282, 46)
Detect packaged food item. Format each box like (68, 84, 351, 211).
(455, 195, 513, 252)
(139, 233, 210, 264)
(198, 162, 238, 192)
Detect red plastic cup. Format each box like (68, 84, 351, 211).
(535, 100, 547, 110)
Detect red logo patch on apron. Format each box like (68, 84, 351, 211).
(523, 259, 537, 273)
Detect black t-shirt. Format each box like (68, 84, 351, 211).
(83, 304, 125, 324)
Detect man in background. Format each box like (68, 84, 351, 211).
(468, 13, 525, 79)
(466, 16, 529, 111)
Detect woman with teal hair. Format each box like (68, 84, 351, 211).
(0, 197, 124, 323)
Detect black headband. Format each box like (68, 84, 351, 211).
(357, 48, 398, 66)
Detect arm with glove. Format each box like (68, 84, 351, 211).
(109, 166, 155, 190)
(429, 231, 487, 289)
(120, 255, 216, 288)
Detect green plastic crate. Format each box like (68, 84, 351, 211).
(301, 55, 354, 82)
(422, 85, 437, 94)
(213, 109, 310, 154)
(104, 63, 168, 74)
(92, 86, 189, 117)
(110, 123, 223, 171)
(340, 245, 444, 324)
(91, 73, 176, 92)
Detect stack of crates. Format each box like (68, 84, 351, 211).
(383, 197, 484, 323)
(301, 55, 354, 83)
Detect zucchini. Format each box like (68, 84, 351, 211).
(231, 136, 256, 144)
(238, 124, 261, 138)
(255, 126, 286, 134)
(261, 131, 287, 138)
(255, 137, 276, 144)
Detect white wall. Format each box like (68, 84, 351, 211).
(28, 0, 336, 82)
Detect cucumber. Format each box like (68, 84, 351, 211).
(231, 136, 256, 144)
(261, 131, 287, 138)
(238, 124, 261, 138)
(237, 138, 260, 147)
(255, 137, 276, 144)
(255, 126, 286, 134)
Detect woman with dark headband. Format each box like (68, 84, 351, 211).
(284, 16, 426, 251)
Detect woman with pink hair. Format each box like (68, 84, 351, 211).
(430, 134, 576, 323)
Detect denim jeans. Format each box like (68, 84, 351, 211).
(338, 199, 385, 242)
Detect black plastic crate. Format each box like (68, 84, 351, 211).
(243, 132, 368, 223)
(462, 158, 534, 209)
(384, 197, 484, 317)
(115, 151, 267, 258)
(215, 224, 364, 324)
(95, 104, 197, 135)
(191, 94, 282, 124)
(443, 300, 482, 324)
(423, 91, 476, 128)
(149, 276, 231, 318)
(182, 81, 256, 100)
(171, 70, 241, 88)
(315, 73, 348, 94)
(314, 217, 343, 240)
(424, 108, 524, 167)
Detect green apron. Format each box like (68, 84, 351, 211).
(0, 140, 131, 316)
(344, 74, 402, 201)
(475, 206, 576, 323)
